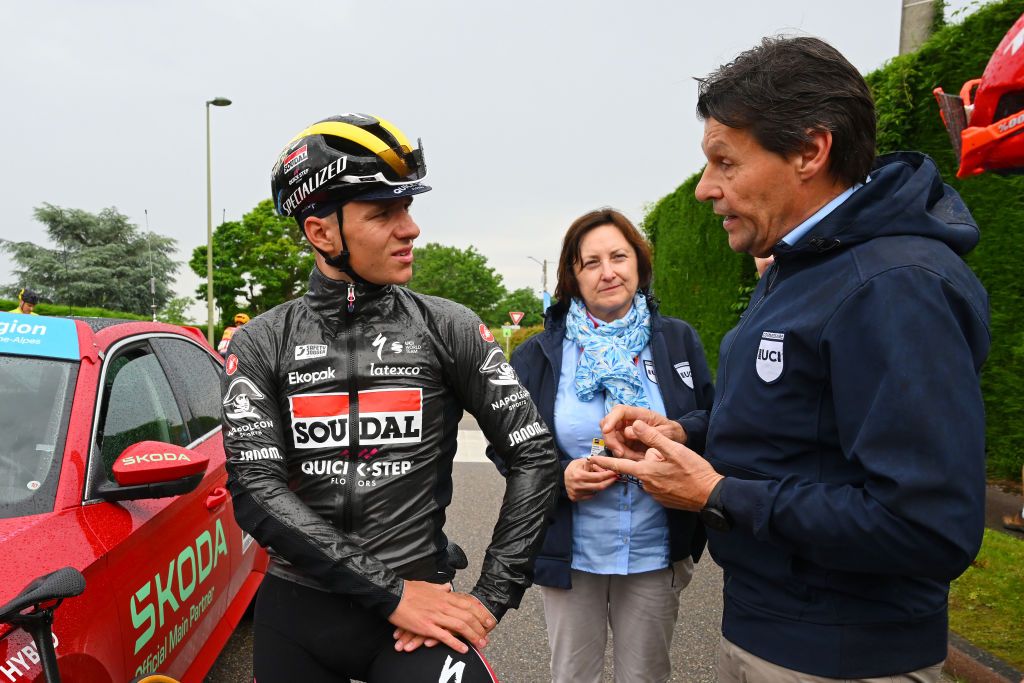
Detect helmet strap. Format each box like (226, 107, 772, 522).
(315, 207, 373, 286)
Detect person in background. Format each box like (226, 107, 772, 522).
(594, 35, 989, 682)
(217, 312, 249, 356)
(488, 207, 714, 683)
(7, 288, 39, 315)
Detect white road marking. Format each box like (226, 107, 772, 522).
(455, 429, 491, 463)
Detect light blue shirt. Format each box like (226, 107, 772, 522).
(554, 335, 670, 575)
(780, 182, 863, 246)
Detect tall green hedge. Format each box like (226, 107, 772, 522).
(0, 299, 149, 321)
(645, 0, 1024, 479)
(643, 176, 755, 373)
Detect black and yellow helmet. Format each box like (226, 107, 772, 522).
(271, 113, 429, 221)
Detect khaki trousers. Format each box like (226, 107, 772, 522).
(717, 636, 945, 683)
(539, 559, 694, 683)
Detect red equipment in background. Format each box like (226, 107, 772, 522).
(934, 11, 1024, 177)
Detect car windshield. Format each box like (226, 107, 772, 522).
(0, 354, 77, 519)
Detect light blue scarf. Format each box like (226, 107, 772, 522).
(565, 293, 651, 414)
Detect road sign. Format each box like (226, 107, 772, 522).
(501, 325, 514, 338)
(509, 311, 524, 325)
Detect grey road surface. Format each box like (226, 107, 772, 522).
(206, 425, 725, 682)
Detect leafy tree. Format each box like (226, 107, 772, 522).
(158, 296, 196, 325)
(190, 199, 314, 321)
(1, 204, 178, 315)
(407, 243, 506, 321)
(493, 287, 543, 327)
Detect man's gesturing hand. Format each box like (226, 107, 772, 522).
(389, 580, 496, 654)
(590, 420, 722, 511)
(600, 405, 686, 461)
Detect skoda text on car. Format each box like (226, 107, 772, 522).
(0, 314, 266, 682)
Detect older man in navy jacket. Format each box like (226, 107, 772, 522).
(594, 36, 989, 682)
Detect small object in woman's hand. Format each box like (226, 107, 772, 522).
(591, 437, 643, 488)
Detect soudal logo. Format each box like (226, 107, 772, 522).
(123, 452, 191, 466)
(239, 446, 282, 461)
(295, 344, 328, 360)
(491, 388, 530, 412)
(288, 367, 336, 385)
(507, 421, 546, 446)
(283, 144, 308, 173)
(289, 388, 423, 449)
(225, 354, 238, 376)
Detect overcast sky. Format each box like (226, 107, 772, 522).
(0, 0, 981, 319)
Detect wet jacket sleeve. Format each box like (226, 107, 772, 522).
(437, 316, 559, 620)
(222, 326, 404, 617)
(718, 268, 990, 580)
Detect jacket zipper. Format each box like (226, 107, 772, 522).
(342, 283, 359, 532)
(708, 263, 781, 426)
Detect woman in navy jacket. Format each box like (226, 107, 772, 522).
(487, 208, 714, 683)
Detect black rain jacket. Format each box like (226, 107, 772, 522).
(222, 267, 560, 620)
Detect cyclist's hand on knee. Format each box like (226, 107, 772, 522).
(392, 627, 439, 652)
(389, 580, 494, 653)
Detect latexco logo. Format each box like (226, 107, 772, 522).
(289, 388, 423, 449)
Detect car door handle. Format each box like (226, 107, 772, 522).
(205, 486, 229, 510)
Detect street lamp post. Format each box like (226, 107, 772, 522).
(206, 97, 232, 345)
(527, 256, 548, 292)
(527, 256, 551, 312)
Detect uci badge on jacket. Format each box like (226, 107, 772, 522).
(673, 361, 693, 389)
(756, 331, 785, 383)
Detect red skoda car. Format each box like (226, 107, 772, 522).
(0, 314, 266, 682)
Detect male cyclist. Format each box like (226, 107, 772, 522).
(222, 113, 559, 682)
(8, 288, 39, 315)
(216, 312, 249, 357)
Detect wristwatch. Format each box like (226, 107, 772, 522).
(699, 479, 733, 532)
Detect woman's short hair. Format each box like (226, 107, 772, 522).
(696, 36, 877, 187)
(554, 207, 653, 303)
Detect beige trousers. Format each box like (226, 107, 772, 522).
(717, 636, 945, 683)
(539, 559, 694, 683)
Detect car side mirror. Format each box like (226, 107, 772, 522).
(96, 441, 210, 502)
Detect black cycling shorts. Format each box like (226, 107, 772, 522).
(253, 573, 499, 683)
